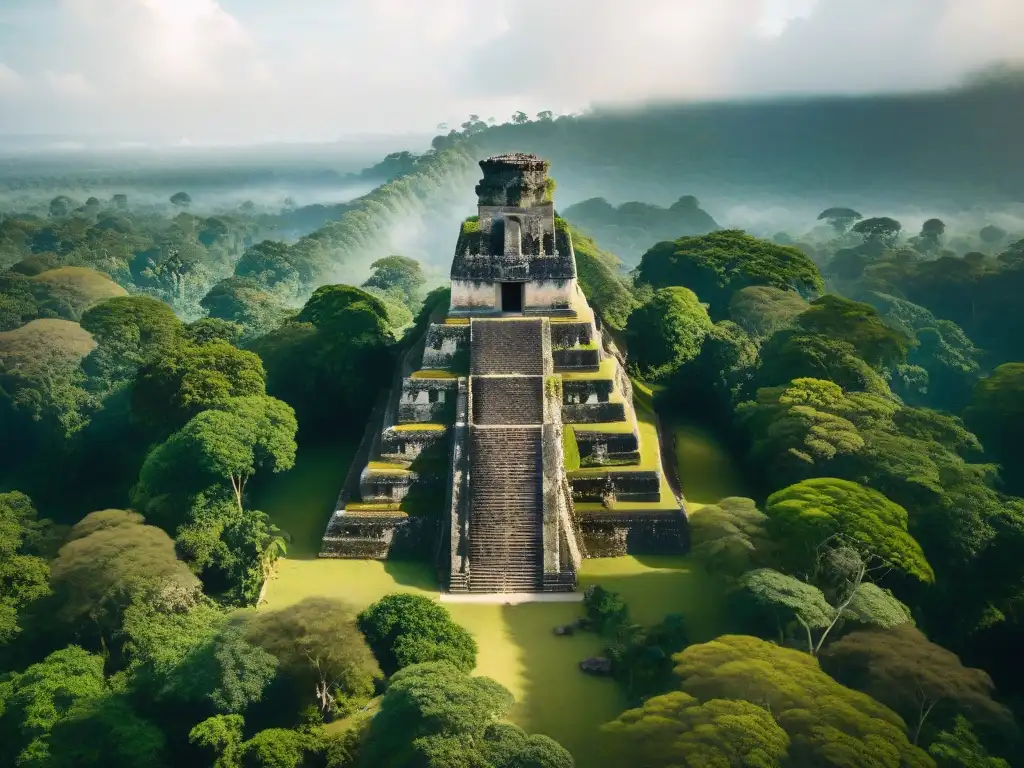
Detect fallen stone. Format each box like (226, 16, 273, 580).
(553, 624, 574, 636)
(579, 656, 613, 675)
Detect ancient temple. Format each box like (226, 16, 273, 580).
(321, 153, 687, 593)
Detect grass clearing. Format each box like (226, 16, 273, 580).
(255, 412, 742, 767)
(262, 555, 723, 768)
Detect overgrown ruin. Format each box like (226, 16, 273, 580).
(322, 153, 687, 592)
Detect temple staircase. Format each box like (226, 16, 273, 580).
(465, 318, 547, 592)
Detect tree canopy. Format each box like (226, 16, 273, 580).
(764, 477, 934, 583)
(634, 230, 824, 317)
(624, 286, 712, 380)
(357, 593, 477, 676)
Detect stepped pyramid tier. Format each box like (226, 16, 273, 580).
(322, 153, 688, 593)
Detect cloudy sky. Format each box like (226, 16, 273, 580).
(0, 0, 1020, 143)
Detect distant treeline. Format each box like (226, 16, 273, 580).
(433, 76, 1024, 203)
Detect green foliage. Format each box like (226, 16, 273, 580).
(729, 568, 835, 646)
(672, 634, 933, 767)
(728, 285, 809, 339)
(0, 645, 107, 765)
(583, 585, 630, 636)
(625, 286, 712, 380)
(240, 727, 318, 768)
(0, 491, 50, 645)
(843, 583, 914, 629)
(736, 378, 893, 485)
(250, 300, 394, 439)
(603, 690, 789, 768)
(634, 230, 823, 318)
(664, 320, 758, 417)
(820, 625, 1012, 745)
(235, 240, 301, 294)
(765, 477, 934, 583)
(122, 600, 278, 714)
(190, 714, 245, 768)
(362, 255, 425, 306)
(818, 207, 863, 234)
(357, 593, 477, 676)
(853, 216, 903, 246)
(360, 661, 564, 768)
(186, 317, 245, 345)
(689, 497, 770, 576)
(45, 694, 167, 768)
(297, 284, 390, 333)
(562, 425, 580, 472)
(0, 319, 96, 452)
(564, 222, 638, 331)
(247, 597, 381, 716)
(795, 294, 913, 368)
(929, 716, 1010, 768)
(139, 395, 297, 512)
(50, 510, 201, 646)
(755, 330, 892, 395)
(965, 363, 1024, 489)
(79, 295, 182, 389)
(132, 339, 267, 433)
(482, 722, 574, 768)
(200, 277, 290, 341)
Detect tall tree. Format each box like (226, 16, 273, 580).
(246, 597, 381, 716)
(672, 634, 932, 767)
(603, 690, 789, 768)
(764, 476, 934, 584)
(820, 625, 1013, 746)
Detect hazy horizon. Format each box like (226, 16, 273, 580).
(1, 0, 1022, 145)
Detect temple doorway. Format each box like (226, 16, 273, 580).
(501, 282, 524, 313)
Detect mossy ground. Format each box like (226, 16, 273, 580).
(255, 418, 743, 768)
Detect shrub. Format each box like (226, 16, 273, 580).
(357, 593, 477, 675)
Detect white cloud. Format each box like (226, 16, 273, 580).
(0, 63, 26, 95)
(0, 0, 1019, 141)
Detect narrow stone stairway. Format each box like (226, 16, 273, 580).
(466, 317, 548, 592)
(467, 427, 543, 592)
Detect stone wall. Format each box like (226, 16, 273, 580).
(380, 426, 449, 461)
(571, 471, 661, 503)
(321, 513, 437, 559)
(449, 280, 498, 313)
(475, 154, 550, 207)
(579, 512, 687, 558)
(358, 468, 417, 502)
(399, 378, 458, 423)
(551, 321, 595, 349)
(553, 347, 601, 370)
(563, 378, 615, 403)
(525, 279, 576, 312)
(562, 401, 627, 424)
(422, 323, 470, 368)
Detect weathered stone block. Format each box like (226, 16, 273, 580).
(553, 347, 601, 370)
(562, 401, 627, 424)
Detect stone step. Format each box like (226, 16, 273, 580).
(471, 319, 544, 375)
(467, 424, 544, 594)
(471, 376, 544, 425)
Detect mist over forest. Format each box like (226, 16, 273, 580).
(3, 32, 1024, 768)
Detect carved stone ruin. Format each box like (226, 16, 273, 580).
(321, 153, 688, 592)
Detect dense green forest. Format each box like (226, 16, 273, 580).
(3, 79, 1024, 766)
